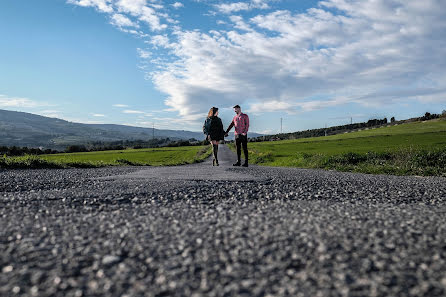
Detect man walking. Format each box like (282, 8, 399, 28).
(225, 105, 250, 167)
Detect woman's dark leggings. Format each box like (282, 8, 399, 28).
(236, 134, 248, 162)
(212, 144, 219, 160)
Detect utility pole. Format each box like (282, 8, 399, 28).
(280, 118, 283, 134)
(351, 117, 353, 125)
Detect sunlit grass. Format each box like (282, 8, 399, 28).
(0, 146, 212, 169)
(235, 118, 446, 176)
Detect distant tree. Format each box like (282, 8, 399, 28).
(390, 117, 396, 123)
(65, 145, 88, 153)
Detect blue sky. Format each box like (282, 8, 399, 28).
(1, 0, 445, 134)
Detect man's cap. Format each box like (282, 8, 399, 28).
(233, 105, 241, 108)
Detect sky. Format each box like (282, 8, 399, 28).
(1, 0, 445, 134)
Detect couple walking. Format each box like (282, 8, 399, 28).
(203, 105, 249, 167)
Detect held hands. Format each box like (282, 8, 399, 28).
(224, 133, 229, 137)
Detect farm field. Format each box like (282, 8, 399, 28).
(242, 118, 446, 176)
(0, 146, 211, 169)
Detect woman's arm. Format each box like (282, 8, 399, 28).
(203, 119, 208, 135)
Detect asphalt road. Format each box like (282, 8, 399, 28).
(1, 144, 446, 297)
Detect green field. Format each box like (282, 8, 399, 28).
(0, 146, 211, 169)
(240, 118, 446, 176)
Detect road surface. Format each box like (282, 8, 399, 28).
(1, 144, 446, 297)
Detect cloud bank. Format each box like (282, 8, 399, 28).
(67, 0, 446, 125)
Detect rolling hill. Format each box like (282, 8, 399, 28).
(0, 109, 262, 149)
(0, 109, 193, 149)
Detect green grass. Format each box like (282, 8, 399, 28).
(236, 118, 446, 176)
(0, 145, 212, 169)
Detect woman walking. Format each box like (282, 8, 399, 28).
(203, 107, 225, 166)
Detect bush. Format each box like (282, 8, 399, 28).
(65, 145, 88, 153)
(0, 155, 65, 169)
(115, 159, 141, 166)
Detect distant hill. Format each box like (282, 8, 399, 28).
(0, 109, 262, 149)
(0, 109, 202, 149)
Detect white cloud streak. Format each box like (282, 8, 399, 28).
(123, 109, 146, 114)
(0, 95, 49, 108)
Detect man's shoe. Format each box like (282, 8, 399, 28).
(215, 159, 219, 166)
(233, 161, 241, 166)
(242, 162, 248, 167)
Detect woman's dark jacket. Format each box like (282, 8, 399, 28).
(203, 116, 225, 141)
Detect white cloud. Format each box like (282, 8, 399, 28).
(92, 113, 106, 117)
(138, 6, 167, 31)
(172, 2, 184, 9)
(67, 0, 113, 13)
(110, 13, 139, 28)
(216, 2, 250, 14)
(123, 109, 146, 114)
(146, 0, 446, 121)
(68, 0, 167, 31)
(229, 15, 252, 31)
(150, 35, 172, 48)
(37, 110, 62, 118)
(112, 104, 129, 107)
(137, 48, 151, 58)
(214, 0, 270, 14)
(248, 100, 295, 114)
(68, 0, 446, 125)
(248, 97, 350, 114)
(114, 0, 146, 15)
(0, 95, 48, 108)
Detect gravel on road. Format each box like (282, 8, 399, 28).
(1, 144, 446, 297)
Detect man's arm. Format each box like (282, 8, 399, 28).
(242, 115, 249, 135)
(225, 120, 234, 135)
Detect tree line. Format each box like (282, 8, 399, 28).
(2, 137, 207, 156)
(0, 146, 59, 157)
(64, 138, 206, 152)
(250, 111, 446, 142)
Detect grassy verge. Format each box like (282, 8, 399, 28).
(251, 148, 446, 176)
(231, 118, 446, 176)
(0, 145, 212, 169)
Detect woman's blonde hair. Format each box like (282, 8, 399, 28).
(208, 107, 218, 118)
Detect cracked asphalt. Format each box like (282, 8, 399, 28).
(1, 144, 446, 297)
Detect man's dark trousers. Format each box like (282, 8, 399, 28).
(236, 134, 248, 163)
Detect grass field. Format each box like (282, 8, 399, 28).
(236, 118, 446, 176)
(0, 146, 211, 169)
